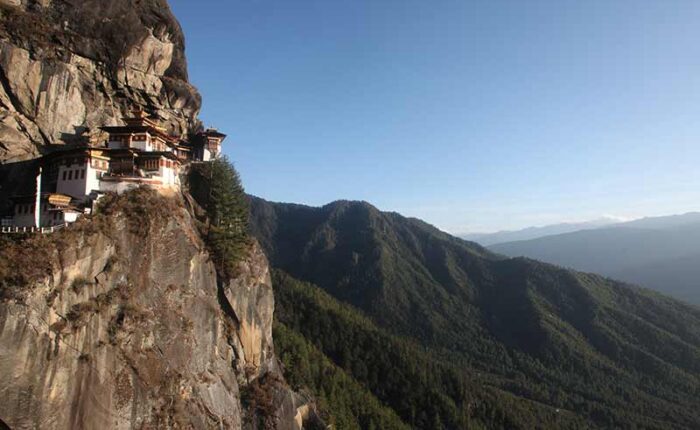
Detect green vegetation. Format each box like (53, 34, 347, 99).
(274, 322, 411, 430)
(188, 157, 250, 277)
(273, 270, 581, 430)
(251, 196, 700, 429)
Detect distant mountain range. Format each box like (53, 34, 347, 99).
(489, 212, 700, 305)
(462, 218, 621, 246)
(249, 196, 700, 429)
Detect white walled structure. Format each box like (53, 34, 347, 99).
(51, 150, 110, 202)
(6, 111, 230, 229)
(11, 197, 76, 228)
(130, 134, 153, 152)
(12, 202, 37, 227)
(194, 129, 227, 161)
(158, 158, 179, 187)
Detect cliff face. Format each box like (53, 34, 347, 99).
(0, 191, 306, 429)
(0, 1, 317, 428)
(0, 0, 201, 163)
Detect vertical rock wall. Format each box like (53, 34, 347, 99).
(0, 192, 302, 429)
(0, 0, 202, 163)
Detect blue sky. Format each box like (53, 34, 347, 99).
(170, 0, 700, 233)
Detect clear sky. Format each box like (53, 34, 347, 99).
(169, 0, 700, 234)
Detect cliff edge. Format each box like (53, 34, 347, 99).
(0, 189, 310, 429)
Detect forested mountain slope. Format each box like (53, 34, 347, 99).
(250, 196, 700, 429)
(272, 270, 587, 429)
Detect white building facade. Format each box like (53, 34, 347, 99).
(6, 110, 228, 228)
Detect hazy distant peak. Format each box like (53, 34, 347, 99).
(462, 217, 620, 246)
(617, 211, 700, 230)
(488, 211, 700, 305)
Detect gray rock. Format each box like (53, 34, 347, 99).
(0, 1, 316, 427)
(0, 0, 202, 163)
(0, 192, 304, 429)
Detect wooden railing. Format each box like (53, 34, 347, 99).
(0, 224, 67, 234)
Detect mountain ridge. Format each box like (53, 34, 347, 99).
(464, 212, 700, 247)
(490, 215, 700, 304)
(461, 218, 620, 246)
(250, 194, 700, 429)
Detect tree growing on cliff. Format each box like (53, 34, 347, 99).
(188, 157, 250, 277)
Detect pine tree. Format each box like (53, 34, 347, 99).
(188, 156, 250, 278)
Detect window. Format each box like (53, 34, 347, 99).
(63, 171, 67, 181)
(68, 171, 72, 180)
(81, 169, 86, 179)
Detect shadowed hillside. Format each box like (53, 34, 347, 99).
(250, 196, 700, 429)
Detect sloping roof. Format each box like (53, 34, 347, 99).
(42, 146, 112, 162)
(100, 125, 151, 133)
(11, 192, 74, 206)
(138, 151, 180, 160)
(47, 193, 73, 207)
(202, 129, 227, 138)
(100, 125, 179, 143)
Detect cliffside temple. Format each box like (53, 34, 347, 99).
(1, 110, 227, 230)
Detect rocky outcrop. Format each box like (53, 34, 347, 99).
(0, 1, 319, 427)
(0, 190, 304, 429)
(0, 0, 201, 163)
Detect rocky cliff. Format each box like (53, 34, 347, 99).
(0, 2, 321, 428)
(0, 190, 311, 429)
(0, 0, 201, 163)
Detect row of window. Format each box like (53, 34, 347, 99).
(141, 159, 175, 169)
(143, 159, 159, 170)
(92, 159, 108, 170)
(16, 204, 34, 214)
(62, 169, 86, 181)
(14, 204, 63, 221)
(60, 158, 85, 166)
(16, 203, 48, 214)
(111, 134, 168, 150)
